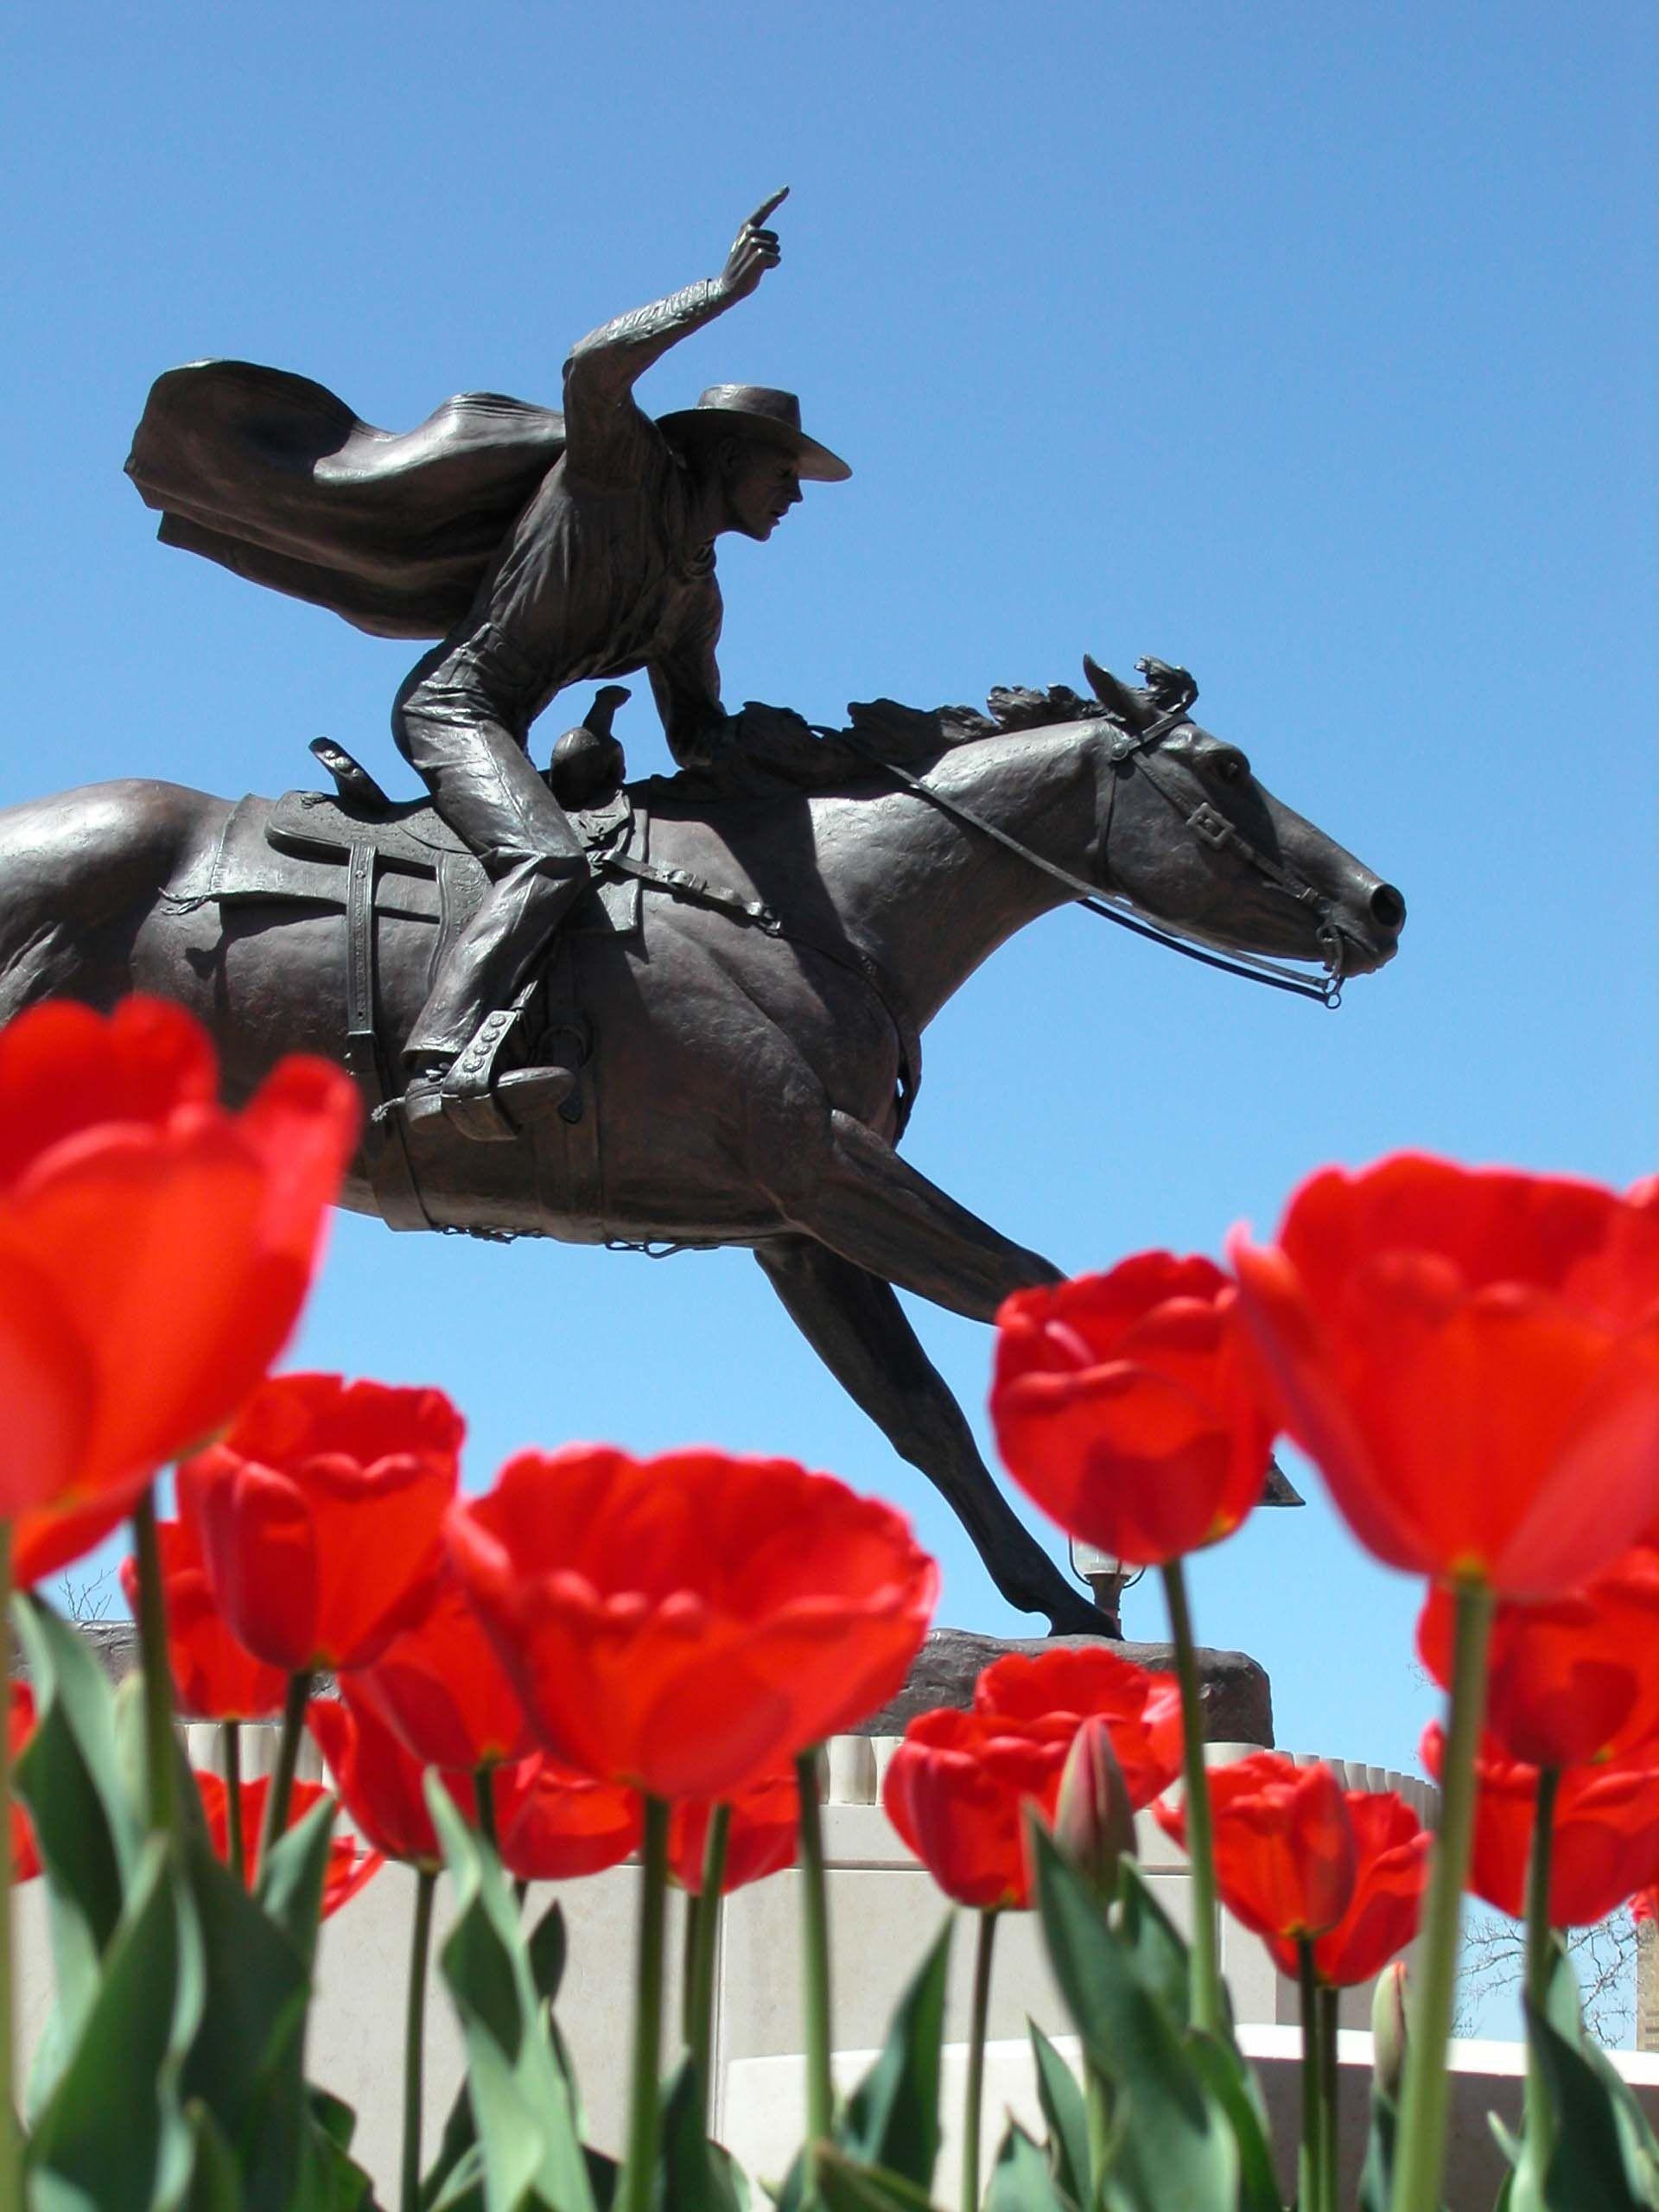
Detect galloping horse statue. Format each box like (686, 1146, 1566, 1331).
(0, 657, 1403, 1633)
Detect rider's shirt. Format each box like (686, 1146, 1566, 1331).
(444, 304, 726, 760)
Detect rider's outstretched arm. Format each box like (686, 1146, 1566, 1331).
(562, 191, 787, 480)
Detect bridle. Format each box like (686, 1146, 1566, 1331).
(832, 700, 1345, 1008)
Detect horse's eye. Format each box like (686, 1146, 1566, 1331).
(1214, 752, 1247, 783)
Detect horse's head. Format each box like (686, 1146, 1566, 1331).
(1078, 656, 1405, 984)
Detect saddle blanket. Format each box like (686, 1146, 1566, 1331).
(182, 783, 646, 937)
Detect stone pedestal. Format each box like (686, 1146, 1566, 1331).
(860, 1626, 1274, 1745)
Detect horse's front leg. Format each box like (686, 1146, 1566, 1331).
(754, 1236, 1108, 1637)
(768, 1108, 1061, 1320)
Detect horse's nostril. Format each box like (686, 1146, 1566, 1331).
(1370, 882, 1406, 932)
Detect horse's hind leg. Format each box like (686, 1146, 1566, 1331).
(753, 1235, 1108, 1637)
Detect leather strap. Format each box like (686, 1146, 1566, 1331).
(340, 844, 431, 1231)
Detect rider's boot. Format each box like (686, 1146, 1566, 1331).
(391, 854, 597, 1143)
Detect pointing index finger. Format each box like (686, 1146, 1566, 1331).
(745, 186, 790, 230)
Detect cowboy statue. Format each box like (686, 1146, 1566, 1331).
(126, 188, 850, 1139)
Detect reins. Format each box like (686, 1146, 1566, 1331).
(826, 706, 1344, 1009)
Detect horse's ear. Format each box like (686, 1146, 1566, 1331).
(1135, 657, 1198, 715)
(1082, 654, 1147, 728)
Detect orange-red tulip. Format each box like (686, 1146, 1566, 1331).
(345, 1569, 537, 1772)
(0, 997, 356, 1573)
(973, 1644, 1185, 1808)
(1418, 1544, 1659, 1770)
(992, 1255, 1276, 1567)
(444, 1447, 937, 1801)
(1425, 1723, 1659, 1927)
(1231, 1158, 1659, 1594)
(308, 1690, 467, 1869)
(119, 1516, 286, 1722)
(493, 1755, 643, 1882)
(1261, 1789, 1430, 1987)
(181, 1374, 462, 1674)
(671, 1770, 798, 1896)
(1156, 1752, 1357, 1946)
(195, 1770, 381, 1916)
(883, 1706, 1069, 1910)
(10, 1684, 40, 1882)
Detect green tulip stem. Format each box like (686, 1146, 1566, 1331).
(1159, 1558, 1222, 2034)
(686, 1804, 731, 2131)
(1389, 1577, 1494, 2212)
(795, 1746, 836, 2160)
(223, 1721, 245, 1885)
(1318, 1980, 1340, 2212)
(619, 1794, 671, 2212)
(131, 1487, 178, 1839)
(260, 1669, 315, 1873)
(473, 1765, 499, 1853)
(1523, 1764, 1561, 2153)
(1297, 1939, 1324, 2212)
(400, 1866, 437, 2212)
(0, 1518, 16, 2209)
(963, 1909, 998, 2212)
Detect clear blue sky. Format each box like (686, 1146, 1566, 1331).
(4, 2, 1654, 1783)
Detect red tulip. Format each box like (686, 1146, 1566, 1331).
(1156, 1752, 1357, 1946)
(1231, 1158, 1659, 1594)
(181, 1373, 463, 1673)
(1425, 1724, 1659, 1927)
(671, 1770, 798, 1896)
(883, 1707, 1071, 1910)
(973, 1645, 1185, 1809)
(493, 1755, 643, 1882)
(1419, 1544, 1659, 1770)
(308, 1690, 467, 1869)
(0, 998, 356, 1573)
(195, 1770, 381, 1916)
(1261, 1789, 1430, 1987)
(345, 1569, 537, 1772)
(444, 1447, 938, 1801)
(119, 1516, 286, 1722)
(991, 1255, 1277, 1567)
(10, 1684, 40, 1882)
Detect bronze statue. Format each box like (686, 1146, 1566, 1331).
(59, 195, 1409, 1630)
(127, 189, 849, 1140)
(0, 658, 1403, 1632)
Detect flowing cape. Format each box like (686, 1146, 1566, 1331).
(125, 360, 568, 639)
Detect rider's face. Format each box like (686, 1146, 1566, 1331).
(720, 440, 804, 541)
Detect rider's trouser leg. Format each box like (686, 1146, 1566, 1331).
(393, 633, 589, 1066)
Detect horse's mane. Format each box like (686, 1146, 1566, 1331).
(661, 684, 1119, 804)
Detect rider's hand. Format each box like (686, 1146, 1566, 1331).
(718, 188, 788, 302)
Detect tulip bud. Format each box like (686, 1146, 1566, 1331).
(1052, 1716, 1136, 1902)
(1370, 1959, 1408, 2104)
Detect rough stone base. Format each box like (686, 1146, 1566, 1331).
(856, 1626, 1274, 1747)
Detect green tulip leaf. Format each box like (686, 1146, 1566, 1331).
(1028, 2024, 1090, 2206)
(13, 1591, 146, 2111)
(26, 1836, 204, 2212)
(256, 1786, 339, 1972)
(983, 2120, 1081, 2211)
(1110, 1860, 1192, 2031)
(175, 1821, 321, 2212)
(1185, 2028, 1281, 2212)
(656, 2056, 751, 2212)
(526, 1898, 568, 2006)
(1510, 1945, 1659, 2212)
(429, 1777, 596, 2212)
(837, 1918, 953, 2190)
(811, 2147, 941, 2211)
(178, 2102, 245, 2212)
(1032, 1825, 1237, 2212)
(1357, 2079, 1398, 2212)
